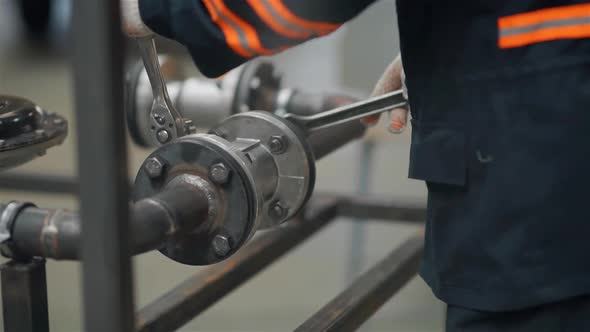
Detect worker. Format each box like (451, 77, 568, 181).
(122, 1, 590, 331)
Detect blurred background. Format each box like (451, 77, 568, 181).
(0, 0, 443, 330)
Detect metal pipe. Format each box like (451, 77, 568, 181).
(0, 173, 79, 195)
(8, 184, 210, 260)
(336, 195, 426, 223)
(294, 234, 424, 332)
(136, 198, 340, 332)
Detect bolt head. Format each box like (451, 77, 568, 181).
(212, 234, 231, 257)
(157, 129, 170, 144)
(144, 157, 164, 179)
(269, 201, 288, 220)
(209, 163, 231, 184)
(269, 136, 288, 154)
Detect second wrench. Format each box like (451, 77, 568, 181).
(282, 89, 408, 133)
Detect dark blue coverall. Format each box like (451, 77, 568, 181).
(138, 0, 590, 330)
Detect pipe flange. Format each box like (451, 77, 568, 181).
(133, 134, 257, 265)
(211, 111, 316, 229)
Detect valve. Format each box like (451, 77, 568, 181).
(0, 95, 67, 170)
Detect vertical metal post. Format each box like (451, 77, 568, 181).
(347, 141, 374, 280)
(71, 1, 134, 331)
(1, 258, 49, 332)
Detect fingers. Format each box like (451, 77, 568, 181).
(361, 114, 381, 127)
(121, 0, 154, 38)
(362, 54, 404, 127)
(370, 55, 403, 98)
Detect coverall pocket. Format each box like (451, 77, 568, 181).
(408, 121, 466, 186)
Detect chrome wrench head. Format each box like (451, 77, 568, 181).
(136, 36, 195, 146)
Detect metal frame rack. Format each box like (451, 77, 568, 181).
(0, 1, 426, 331)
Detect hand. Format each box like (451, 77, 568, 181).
(121, 0, 153, 37)
(361, 54, 409, 134)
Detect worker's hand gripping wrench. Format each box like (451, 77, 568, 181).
(283, 89, 408, 133)
(136, 37, 196, 146)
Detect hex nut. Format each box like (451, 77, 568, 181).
(144, 157, 165, 179)
(212, 234, 232, 257)
(269, 135, 288, 154)
(268, 201, 288, 220)
(209, 163, 231, 184)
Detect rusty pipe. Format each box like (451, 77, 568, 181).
(6, 181, 210, 260)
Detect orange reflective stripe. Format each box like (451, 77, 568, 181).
(498, 3, 590, 49)
(499, 3, 590, 30)
(203, 0, 279, 57)
(266, 0, 340, 35)
(212, 0, 276, 56)
(500, 23, 590, 48)
(202, 0, 253, 57)
(246, 0, 312, 39)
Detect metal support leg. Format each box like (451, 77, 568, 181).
(1, 258, 49, 332)
(347, 141, 374, 281)
(72, 1, 134, 331)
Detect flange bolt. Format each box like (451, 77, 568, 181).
(144, 157, 165, 179)
(212, 234, 232, 257)
(209, 163, 231, 184)
(269, 135, 288, 155)
(269, 201, 288, 220)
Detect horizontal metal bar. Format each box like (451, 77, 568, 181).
(136, 198, 340, 332)
(335, 195, 426, 223)
(0, 173, 79, 195)
(294, 234, 424, 332)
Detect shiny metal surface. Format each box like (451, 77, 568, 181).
(212, 111, 315, 229)
(136, 37, 193, 146)
(283, 89, 407, 133)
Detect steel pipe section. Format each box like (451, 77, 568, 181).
(133, 110, 316, 265)
(4, 179, 210, 260)
(127, 57, 366, 158)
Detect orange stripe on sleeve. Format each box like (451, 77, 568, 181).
(246, 0, 312, 39)
(499, 23, 590, 49)
(202, 0, 254, 57)
(266, 0, 341, 35)
(499, 3, 590, 30)
(211, 0, 277, 56)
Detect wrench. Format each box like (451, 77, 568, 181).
(283, 89, 408, 133)
(136, 37, 195, 146)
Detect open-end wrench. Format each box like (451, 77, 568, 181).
(136, 37, 195, 146)
(282, 89, 408, 134)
